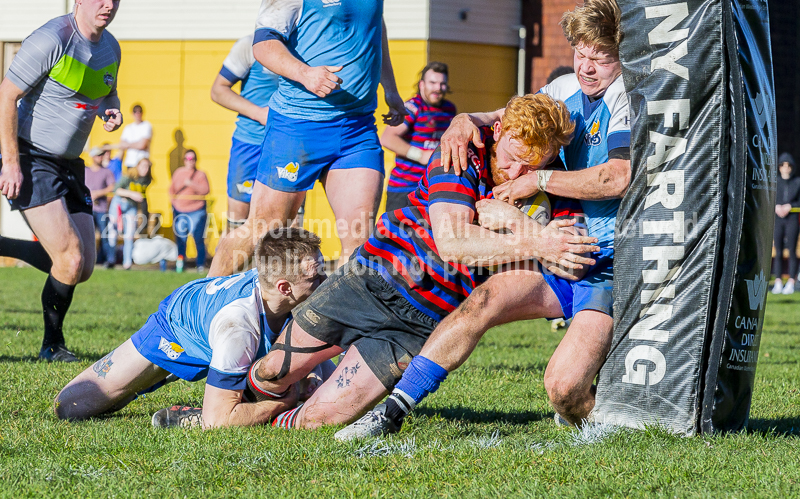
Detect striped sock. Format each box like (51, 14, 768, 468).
(384, 389, 416, 423)
(272, 404, 303, 429)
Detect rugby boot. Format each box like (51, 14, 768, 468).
(334, 403, 402, 441)
(151, 405, 203, 429)
(39, 344, 79, 363)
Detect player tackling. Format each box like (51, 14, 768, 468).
(238, 93, 598, 430)
(54, 228, 331, 429)
(0, 0, 123, 362)
(336, 0, 631, 439)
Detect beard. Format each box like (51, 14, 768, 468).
(488, 142, 510, 185)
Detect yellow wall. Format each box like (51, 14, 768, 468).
(429, 41, 518, 114)
(87, 39, 513, 261)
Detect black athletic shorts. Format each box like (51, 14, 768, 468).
(384, 190, 410, 213)
(6, 139, 92, 215)
(293, 258, 439, 390)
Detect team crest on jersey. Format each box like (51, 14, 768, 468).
(236, 180, 254, 195)
(277, 162, 299, 182)
(103, 71, 115, 88)
(158, 337, 184, 360)
(584, 120, 602, 146)
(322, 0, 342, 7)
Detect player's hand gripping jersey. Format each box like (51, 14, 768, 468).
(358, 127, 498, 322)
(254, 0, 384, 121)
(6, 14, 121, 159)
(133, 269, 288, 390)
(539, 74, 630, 249)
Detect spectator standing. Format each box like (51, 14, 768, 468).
(85, 147, 116, 268)
(100, 142, 123, 181)
(381, 62, 456, 212)
(117, 104, 152, 170)
(108, 158, 152, 270)
(169, 149, 209, 272)
(772, 152, 800, 294)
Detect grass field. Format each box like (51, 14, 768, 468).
(0, 267, 799, 497)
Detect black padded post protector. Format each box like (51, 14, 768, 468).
(592, 0, 775, 435)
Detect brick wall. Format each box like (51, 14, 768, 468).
(528, 0, 574, 92)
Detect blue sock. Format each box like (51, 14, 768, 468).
(394, 355, 449, 405)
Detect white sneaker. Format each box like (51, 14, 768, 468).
(783, 279, 795, 295)
(334, 403, 401, 441)
(772, 280, 783, 294)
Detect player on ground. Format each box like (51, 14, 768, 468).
(209, 0, 408, 274)
(54, 228, 332, 429)
(210, 34, 279, 231)
(382, 62, 457, 212)
(241, 94, 598, 431)
(337, 0, 631, 439)
(0, 0, 123, 362)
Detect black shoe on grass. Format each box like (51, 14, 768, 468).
(39, 344, 79, 363)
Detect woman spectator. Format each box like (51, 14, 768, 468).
(169, 149, 210, 272)
(108, 158, 153, 270)
(772, 152, 800, 294)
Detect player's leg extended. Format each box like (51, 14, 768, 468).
(283, 345, 389, 429)
(54, 338, 168, 420)
(543, 309, 612, 426)
(419, 263, 562, 371)
(324, 168, 383, 269)
(209, 181, 304, 276)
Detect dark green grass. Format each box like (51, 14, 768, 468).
(0, 267, 798, 497)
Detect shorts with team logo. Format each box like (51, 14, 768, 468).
(5, 139, 92, 215)
(256, 111, 384, 193)
(130, 292, 210, 382)
(227, 137, 262, 203)
(292, 257, 438, 390)
(542, 246, 614, 319)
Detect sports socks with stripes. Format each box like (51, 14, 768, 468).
(272, 404, 303, 429)
(384, 355, 449, 423)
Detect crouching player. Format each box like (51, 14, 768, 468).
(241, 93, 598, 430)
(54, 227, 330, 429)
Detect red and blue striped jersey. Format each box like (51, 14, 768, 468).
(387, 94, 457, 193)
(358, 127, 496, 322)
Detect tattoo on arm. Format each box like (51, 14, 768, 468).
(93, 350, 116, 378)
(336, 362, 360, 389)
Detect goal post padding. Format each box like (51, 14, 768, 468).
(592, 0, 776, 435)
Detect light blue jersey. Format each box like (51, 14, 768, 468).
(254, 0, 383, 121)
(219, 34, 279, 145)
(540, 75, 630, 249)
(162, 269, 287, 388)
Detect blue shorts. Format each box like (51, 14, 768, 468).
(542, 246, 614, 319)
(130, 294, 209, 383)
(227, 137, 262, 203)
(256, 111, 384, 192)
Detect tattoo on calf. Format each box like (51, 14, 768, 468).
(336, 362, 361, 389)
(93, 350, 115, 379)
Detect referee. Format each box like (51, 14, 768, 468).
(0, 0, 123, 362)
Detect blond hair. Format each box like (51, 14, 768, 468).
(501, 94, 574, 162)
(560, 0, 622, 55)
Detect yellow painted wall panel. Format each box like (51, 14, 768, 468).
(429, 41, 517, 114)
(85, 39, 511, 262)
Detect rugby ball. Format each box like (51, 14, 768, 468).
(518, 191, 551, 226)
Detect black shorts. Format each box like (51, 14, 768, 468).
(384, 190, 410, 213)
(293, 258, 439, 390)
(7, 140, 92, 215)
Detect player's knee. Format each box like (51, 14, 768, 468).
(256, 351, 285, 381)
(53, 390, 84, 421)
(544, 376, 587, 418)
(53, 250, 85, 281)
